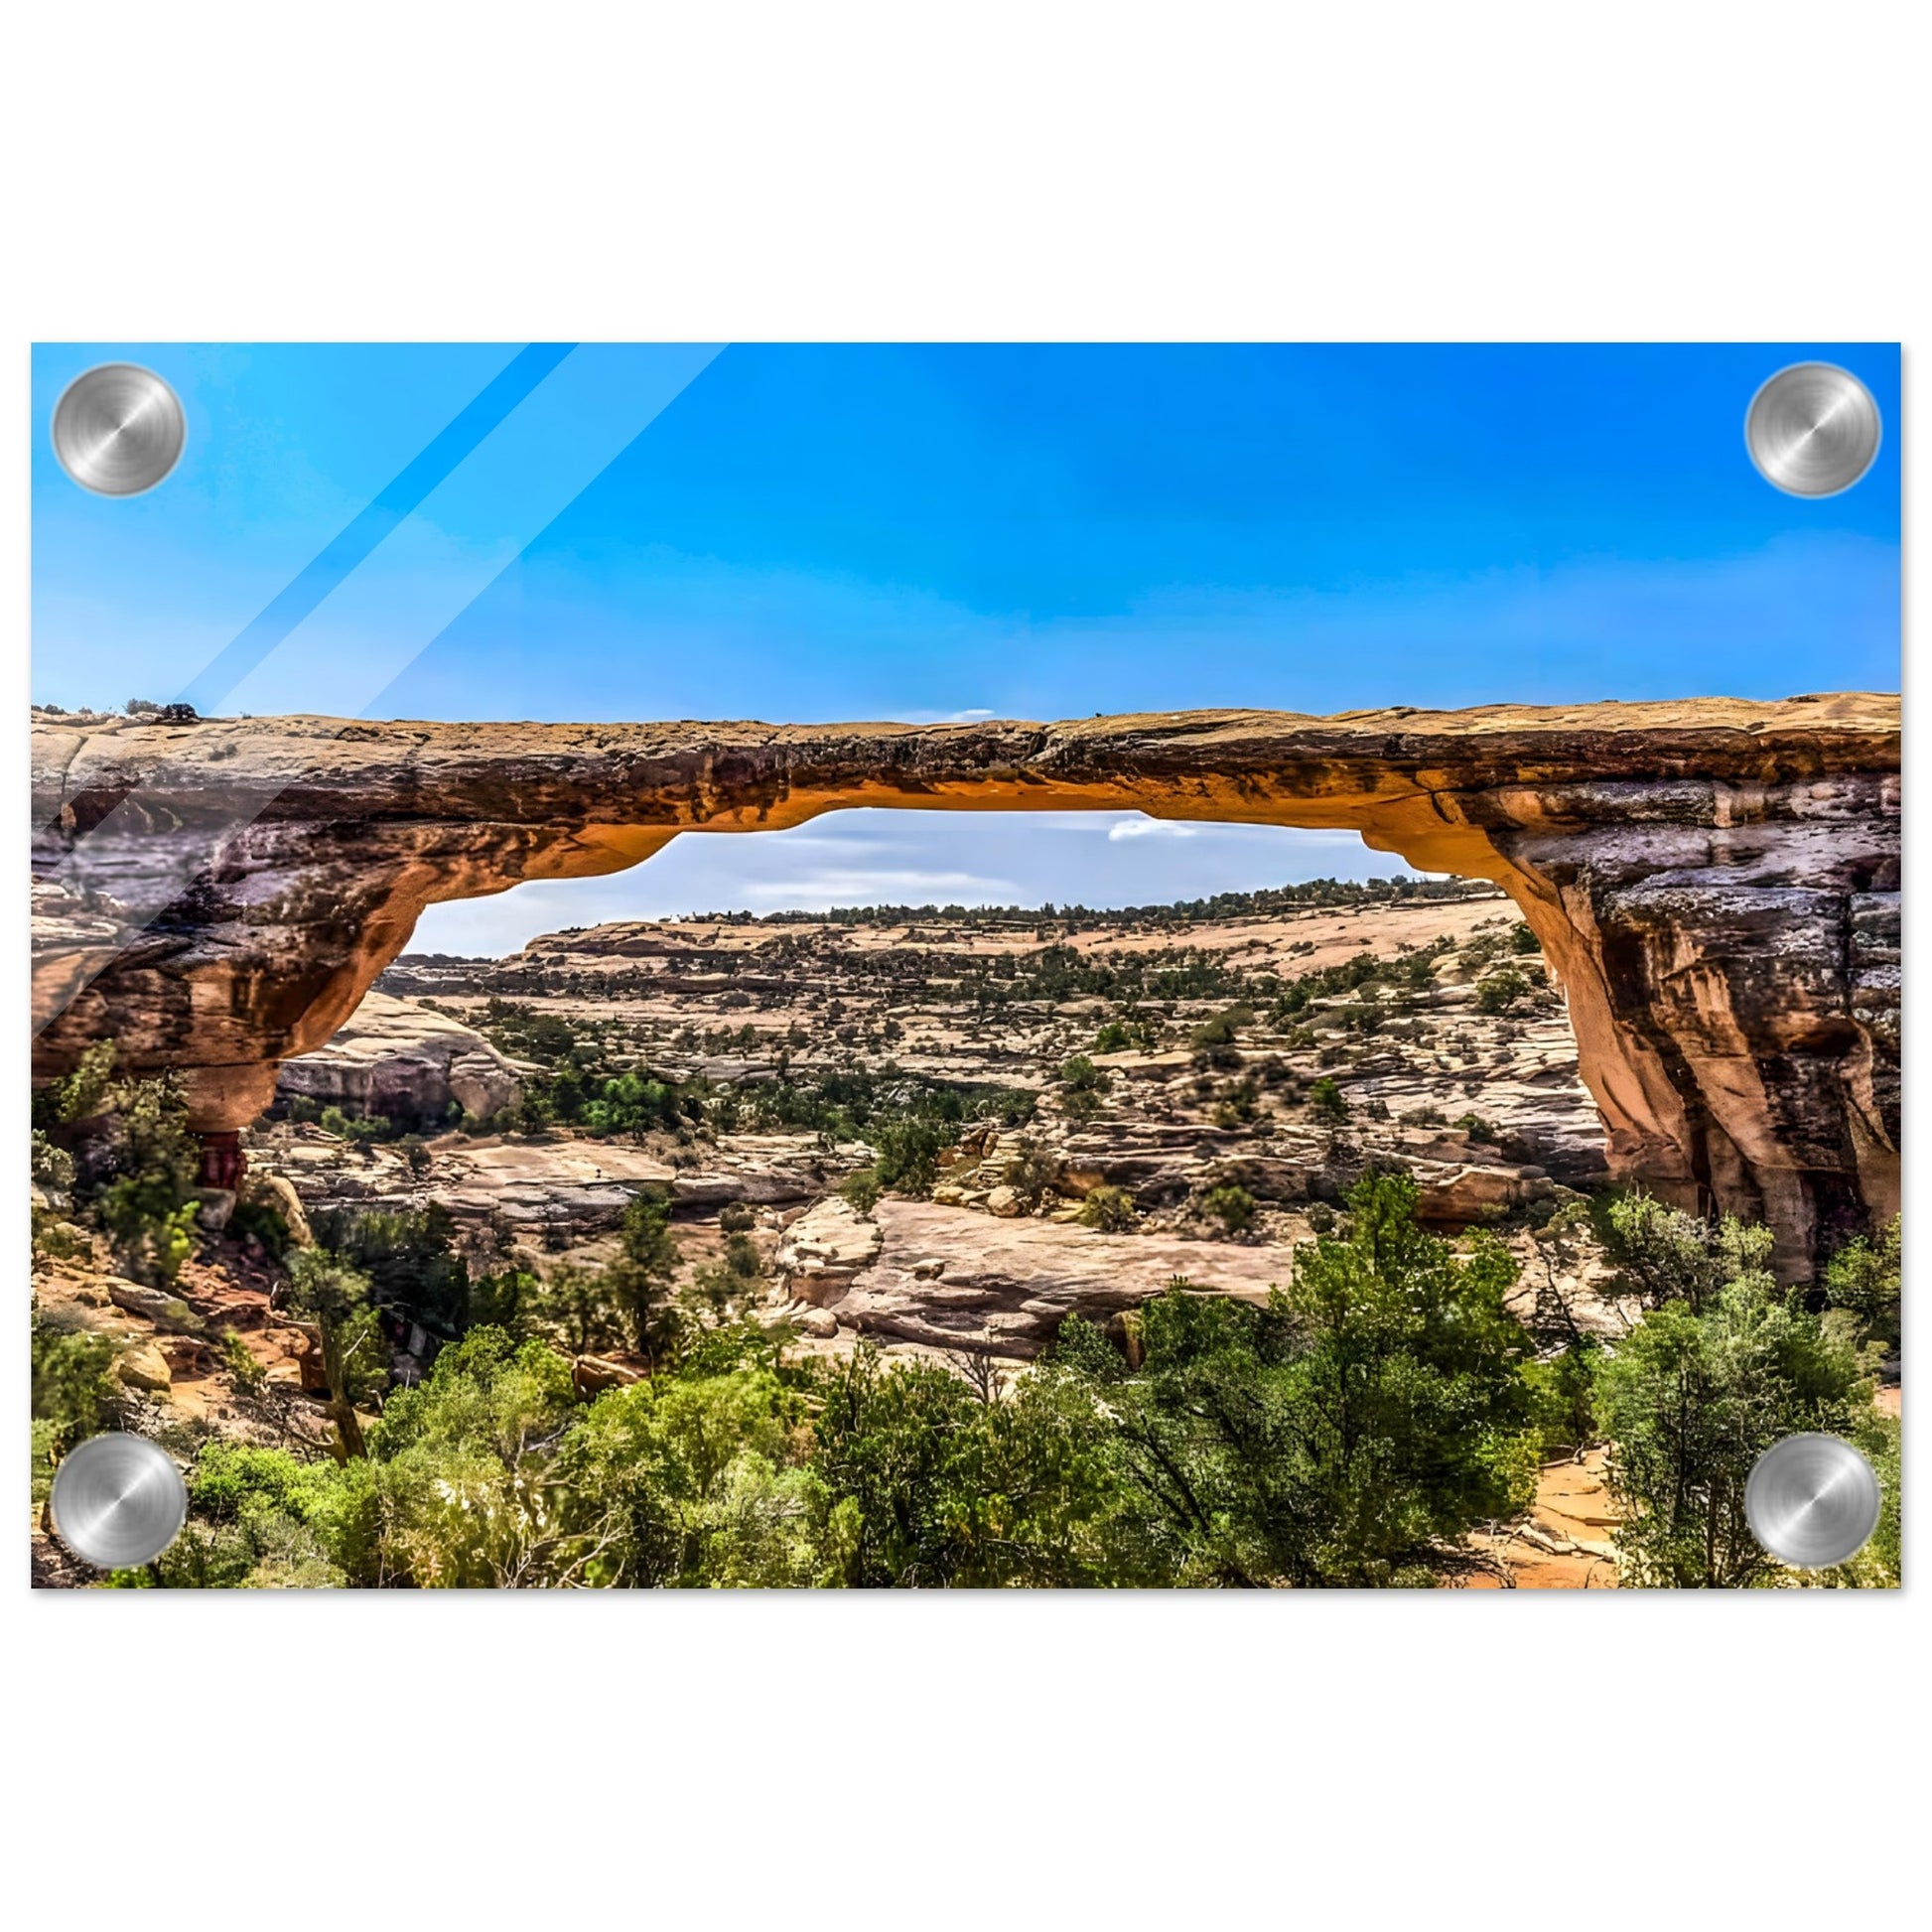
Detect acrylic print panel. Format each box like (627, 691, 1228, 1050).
(29, 344, 1900, 1590)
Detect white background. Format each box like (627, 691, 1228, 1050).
(4, 5, 1924, 1926)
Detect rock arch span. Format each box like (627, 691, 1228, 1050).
(31, 695, 1899, 1276)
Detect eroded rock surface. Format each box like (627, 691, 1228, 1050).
(779, 1197, 1289, 1356)
(276, 990, 524, 1125)
(31, 697, 1900, 1270)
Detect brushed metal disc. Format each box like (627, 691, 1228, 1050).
(1744, 1432, 1881, 1570)
(49, 1432, 188, 1570)
(51, 362, 187, 496)
(1744, 361, 1880, 497)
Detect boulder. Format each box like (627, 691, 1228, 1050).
(795, 1198, 1290, 1358)
(238, 1168, 314, 1247)
(1410, 1160, 1558, 1225)
(774, 1197, 885, 1304)
(115, 1342, 173, 1393)
(106, 1279, 194, 1328)
(277, 991, 522, 1126)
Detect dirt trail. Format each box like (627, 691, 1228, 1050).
(1463, 1450, 1619, 1588)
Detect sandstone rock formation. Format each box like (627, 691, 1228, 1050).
(30, 696, 1899, 1273)
(275, 990, 524, 1125)
(777, 1196, 1290, 1356)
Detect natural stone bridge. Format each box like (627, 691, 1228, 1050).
(31, 694, 1899, 1276)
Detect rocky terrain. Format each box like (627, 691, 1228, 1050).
(251, 886, 1635, 1364)
(30, 696, 1901, 1274)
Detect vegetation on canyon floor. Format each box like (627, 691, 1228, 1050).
(32, 1049, 1901, 1587)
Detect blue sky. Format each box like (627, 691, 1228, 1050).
(32, 343, 1900, 949)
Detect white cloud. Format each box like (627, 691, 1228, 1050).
(726, 868, 1018, 910)
(1107, 817, 1199, 842)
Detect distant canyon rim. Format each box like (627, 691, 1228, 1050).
(30, 694, 1899, 1275)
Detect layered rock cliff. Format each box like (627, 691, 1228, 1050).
(30, 695, 1899, 1274)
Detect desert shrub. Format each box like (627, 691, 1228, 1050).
(718, 1201, 757, 1234)
(1059, 1054, 1105, 1092)
(1454, 1113, 1497, 1144)
(1508, 922, 1542, 955)
(1078, 1185, 1138, 1233)
(1004, 1137, 1063, 1208)
(1092, 1021, 1131, 1053)
(1201, 1183, 1256, 1235)
(874, 1119, 952, 1197)
(839, 1170, 884, 1216)
(164, 1441, 377, 1587)
(1308, 1076, 1348, 1121)
(32, 1039, 118, 1131)
(219, 1329, 269, 1399)
(1474, 967, 1530, 1014)
(32, 1314, 122, 1453)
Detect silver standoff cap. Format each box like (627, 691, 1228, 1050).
(52, 362, 188, 496)
(49, 1432, 190, 1571)
(1744, 361, 1881, 498)
(1744, 1432, 1882, 1571)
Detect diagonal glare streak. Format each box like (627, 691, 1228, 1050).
(33, 344, 726, 1044)
(176, 344, 578, 717)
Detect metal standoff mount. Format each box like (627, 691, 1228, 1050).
(1744, 361, 1880, 498)
(52, 362, 187, 496)
(1743, 1433, 1882, 1570)
(49, 1432, 190, 1571)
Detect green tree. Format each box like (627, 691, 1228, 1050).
(31, 1315, 123, 1499)
(537, 1262, 626, 1354)
(808, 1343, 1113, 1587)
(85, 1075, 202, 1286)
(1594, 1235, 1872, 1587)
(1824, 1216, 1901, 1350)
(1602, 1191, 1752, 1313)
(286, 1250, 387, 1461)
(1049, 1172, 1539, 1587)
(873, 1119, 951, 1197)
(839, 1168, 884, 1216)
(308, 1203, 472, 1332)
(557, 1360, 823, 1586)
(608, 1188, 681, 1358)
(368, 1327, 583, 1587)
